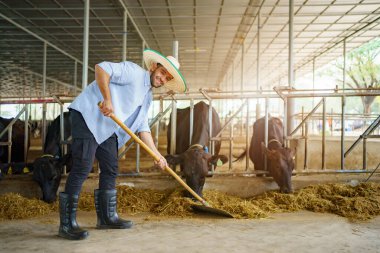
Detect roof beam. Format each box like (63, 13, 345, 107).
(0, 12, 94, 72)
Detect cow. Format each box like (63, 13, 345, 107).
(0, 116, 30, 164)
(235, 116, 295, 193)
(165, 101, 228, 198)
(33, 111, 72, 203)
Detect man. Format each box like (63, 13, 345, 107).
(58, 49, 187, 240)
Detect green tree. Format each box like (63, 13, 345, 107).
(336, 39, 380, 114)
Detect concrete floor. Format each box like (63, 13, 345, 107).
(1, 211, 380, 253)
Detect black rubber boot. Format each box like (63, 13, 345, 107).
(94, 189, 133, 229)
(58, 192, 89, 240)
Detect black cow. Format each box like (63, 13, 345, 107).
(235, 116, 295, 193)
(0, 117, 30, 164)
(165, 101, 228, 198)
(33, 112, 72, 203)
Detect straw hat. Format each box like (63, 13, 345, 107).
(143, 48, 187, 93)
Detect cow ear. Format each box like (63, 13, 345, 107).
(165, 154, 182, 166)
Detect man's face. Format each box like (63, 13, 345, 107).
(150, 65, 173, 88)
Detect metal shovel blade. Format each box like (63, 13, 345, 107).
(191, 204, 234, 218)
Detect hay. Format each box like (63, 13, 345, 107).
(0, 193, 55, 220)
(150, 189, 194, 217)
(251, 182, 380, 221)
(1, 182, 380, 221)
(204, 190, 267, 219)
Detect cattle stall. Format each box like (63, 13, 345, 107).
(1, 88, 379, 185)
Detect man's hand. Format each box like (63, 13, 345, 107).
(99, 99, 114, 117)
(154, 154, 168, 171)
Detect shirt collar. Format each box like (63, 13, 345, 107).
(144, 71, 151, 87)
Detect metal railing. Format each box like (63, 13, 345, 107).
(344, 115, 380, 171)
(117, 102, 173, 175)
(276, 87, 380, 173)
(1, 87, 380, 176)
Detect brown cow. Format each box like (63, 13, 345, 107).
(235, 116, 295, 193)
(165, 101, 228, 198)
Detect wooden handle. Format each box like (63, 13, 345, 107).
(98, 102, 210, 206)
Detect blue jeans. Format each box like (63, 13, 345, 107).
(65, 109, 118, 195)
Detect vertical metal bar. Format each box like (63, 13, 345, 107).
(322, 97, 326, 170)
(24, 106, 29, 163)
(256, 10, 261, 129)
(341, 96, 345, 170)
(229, 121, 233, 170)
(363, 137, 367, 170)
(240, 103, 244, 135)
(189, 99, 194, 145)
(241, 41, 244, 92)
(136, 143, 140, 173)
(304, 120, 308, 170)
(123, 10, 128, 62)
(264, 97, 269, 171)
(301, 107, 305, 136)
(154, 121, 159, 148)
(341, 39, 346, 170)
(154, 101, 161, 148)
(287, 0, 295, 137)
(170, 40, 178, 163)
(170, 101, 177, 155)
(245, 99, 250, 170)
(208, 100, 214, 172)
(82, 0, 90, 89)
(73, 61, 77, 95)
(8, 126, 12, 164)
(142, 41, 145, 67)
(173, 40, 179, 60)
(209, 99, 213, 152)
(343, 39, 346, 90)
(312, 58, 316, 133)
(283, 97, 288, 147)
(59, 104, 64, 158)
(256, 11, 260, 91)
(42, 42, 47, 147)
(330, 108, 334, 136)
(60, 103, 67, 174)
(240, 41, 245, 137)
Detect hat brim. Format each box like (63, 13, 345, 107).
(143, 49, 187, 93)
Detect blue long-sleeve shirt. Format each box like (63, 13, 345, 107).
(69, 61, 152, 149)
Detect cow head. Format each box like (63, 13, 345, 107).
(32, 154, 71, 203)
(262, 143, 295, 193)
(165, 148, 228, 198)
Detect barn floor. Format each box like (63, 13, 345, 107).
(1, 211, 380, 253)
(2, 137, 379, 252)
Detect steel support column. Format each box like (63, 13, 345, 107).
(82, 0, 90, 89)
(42, 42, 47, 147)
(287, 0, 296, 136)
(123, 11, 128, 62)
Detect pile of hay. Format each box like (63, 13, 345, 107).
(1, 182, 380, 221)
(252, 182, 380, 221)
(0, 193, 55, 220)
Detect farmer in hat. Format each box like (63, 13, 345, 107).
(58, 49, 187, 240)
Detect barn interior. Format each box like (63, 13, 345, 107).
(1, 0, 380, 252)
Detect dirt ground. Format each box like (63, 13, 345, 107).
(1, 211, 380, 253)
